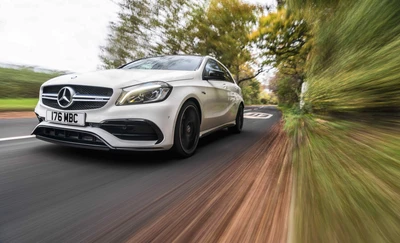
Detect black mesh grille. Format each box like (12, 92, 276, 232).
(42, 85, 113, 110)
(97, 120, 163, 142)
(33, 126, 109, 149)
(42, 99, 108, 110)
(43, 85, 113, 96)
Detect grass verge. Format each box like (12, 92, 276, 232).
(0, 98, 38, 111)
(282, 108, 400, 243)
(0, 67, 60, 98)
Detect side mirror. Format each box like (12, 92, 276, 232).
(204, 69, 225, 80)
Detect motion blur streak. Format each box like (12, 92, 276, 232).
(126, 124, 291, 243)
(0, 106, 287, 243)
(285, 0, 400, 242)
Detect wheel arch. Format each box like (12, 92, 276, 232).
(171, 95, 203, 139)
(185, 97, 202, 125)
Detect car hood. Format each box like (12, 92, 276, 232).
(42, 69, 196, 88)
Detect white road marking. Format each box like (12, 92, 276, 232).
(244, 112, 273, 119)
(0, 135, 35, 142)
(244, 109, 252, 112)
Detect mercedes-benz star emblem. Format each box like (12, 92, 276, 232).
(57, 87, 75, 108)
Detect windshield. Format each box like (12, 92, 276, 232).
(120, 56, 203, 71)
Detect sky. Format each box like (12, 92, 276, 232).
(0, 0, 276, 73)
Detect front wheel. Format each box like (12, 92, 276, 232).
(228, 104, 244, 134)
(173, 101, 200, 158)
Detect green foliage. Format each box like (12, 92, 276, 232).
(251, 7, 311, 107)
(152, 0, 203, 55)
(240, 79, 261, 105)
(0, 67, 58, 98)
(284, 109, 400, 243)
(100, 0, 151, 68)
(250, 8, 310, 77)
(100, 0, 261, 83)
(286, 0, 342, 11)
(260, 91, 278, 104)
(188, 0, 260, 81)
(290, 0, 400, 113)
(269, 73, 301, 106)
(284, 0, 400, 242)
(99, 0, 199, 69)
(0, 98, 38, 111)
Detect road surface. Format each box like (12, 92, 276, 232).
(0, 106, 282, 243)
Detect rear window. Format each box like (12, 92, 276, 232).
(121, 56, 203, 71)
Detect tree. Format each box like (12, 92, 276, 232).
(277, 0, 285, 7)
(100, 0, 199, 69)
(241, 78, 261, 105)
(148, 0, 201, 55)
(268, 73, 300, 105)
(99, 0, 263, 86)
(260, 91, 278, 104)
(237, 63, 262, 104)
(100, 0, 151, 68)
(250, 8, 310, 78)
(250, 7, 311, 105)
(286, 0, 400, 113)
(188, 0, 261, 82)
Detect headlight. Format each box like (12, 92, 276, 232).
(116, 81, 172, 105)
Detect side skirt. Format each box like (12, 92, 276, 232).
(199, 121, 235, 138)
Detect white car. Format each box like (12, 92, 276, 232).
(32, 55, 244, 157)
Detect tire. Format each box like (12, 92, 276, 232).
(173, 101, 200, 158)
(228, 104, 244, 134)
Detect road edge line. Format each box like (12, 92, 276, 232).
(0, 135, 35, 142)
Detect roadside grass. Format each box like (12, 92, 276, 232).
(0, 67, 60, 98)
(280, 0, 400, 242)
(283, 108, 400, 243)
(0, 67, 60, 83)
(0, 99, 38, 111)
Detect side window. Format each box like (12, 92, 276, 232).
(203, 59, 234, 82)
(218, 64, 235, 83)
(204, 59, 223, 77)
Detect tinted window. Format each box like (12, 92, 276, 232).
(121, 56, 203, 71)
(218, 63, 235, 83)
(203, 59, 235, 82)
(204, 59, 223, 75)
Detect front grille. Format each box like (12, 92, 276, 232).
(96, 120, 163, 143)
(41, 85, 113, 110)
(42, 99, 107, 110)
(33, 126, 109, 149)
(43, 85, 113, 96)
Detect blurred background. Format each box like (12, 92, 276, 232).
(0, 0, 399, 242)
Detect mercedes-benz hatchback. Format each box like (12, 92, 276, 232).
(32, 55, 244, 157)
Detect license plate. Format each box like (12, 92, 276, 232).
(46, 111, 85, 126)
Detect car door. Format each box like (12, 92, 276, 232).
(216, 63, 242, 123)
(201, 59, 231, 129)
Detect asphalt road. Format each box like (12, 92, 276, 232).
(0, 106, 280, 243)
(0, 118, 37, 139)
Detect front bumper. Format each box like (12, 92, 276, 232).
(33, 101, 179, 151)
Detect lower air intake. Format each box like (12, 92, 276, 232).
(33, 126, 110, 149)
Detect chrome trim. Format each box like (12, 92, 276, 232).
(42, 93, 58, 100)
(43, 93, 58, 97)
(42, 97, 58, 100)
(73, 94, 110, 100)
(73, 99, 109, 102)
(42, 93, 111, 102)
